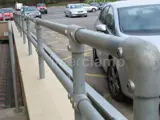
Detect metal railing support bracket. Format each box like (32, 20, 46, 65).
(66, 25, 85, 53)
(120, 37, 160, 120)
(69, 93, 90, 112)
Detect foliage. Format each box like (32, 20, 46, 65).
(84, 0, 116, 4)
(47, 1, 79, 6)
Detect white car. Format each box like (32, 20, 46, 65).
(94, 0, 160, 101)
(64, 4, 87, 18)
(15, 2, 23, 11)
(81, 3, 98, 12)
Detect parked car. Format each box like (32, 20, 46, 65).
(37, 3, 48, 14)
(99, 2, 108, 10)
(90, 2, 100, 9)
(22, 6, 41, 18)
(93, 0, 160, 101)
(0, 10, 3, 21)
(64, 4, 87, 18)
(21, 6, 28, 13)
(15, 2, 23, 11)
(2, 8, 14, 20)
(80, 3, 98, 12)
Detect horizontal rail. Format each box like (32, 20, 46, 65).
(40, 49, 73, 93)
(37, 19, 67, 36)
(8, 22, 21, 112)
(75, 28, 123, 57)
(24, 15, 123, 57)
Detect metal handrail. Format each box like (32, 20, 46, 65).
(31, 32, 127, 120)
(13, 13, 160, 120)
(8, 22, 22, 112)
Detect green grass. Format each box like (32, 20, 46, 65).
(47, 1, 80, 7)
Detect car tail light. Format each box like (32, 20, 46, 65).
(10, 13, 13, 19)
(0, 13, 3, 20)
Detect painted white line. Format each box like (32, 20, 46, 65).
(85, 73, 106, 78)
(46, 41, 59, 46)
(55, 49, 68, 51)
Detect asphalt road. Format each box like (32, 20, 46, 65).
(40, 6, 133, 120)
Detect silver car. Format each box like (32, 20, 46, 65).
(93, 0, 160, 101)
(22, 6, 41, 18)
(80, 3, 98, 12)
(64, 4, 87, 18)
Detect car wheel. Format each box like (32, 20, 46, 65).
(69, 12, 73, 18)
(92, 8, 96, 12)
(84, 14, 87, 17)
(93, 48, 99, 63)
(45, 11, 48, 14)
(107, 61, 124, 101)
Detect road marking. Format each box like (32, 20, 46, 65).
(46, 41, 59, 46)
(85, 73, 106, 78)
(62, 50, 92, 61)
(55, 48, 68, 51)
(103, 93, 111, 99)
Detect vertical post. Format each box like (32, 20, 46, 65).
(2, 12, 5, 21)
(26, 19, 32, 55)
(73, 52, 86, 120)
(22, 17, 26, 44)
(36, 22, 45, 79)
(67, 25, 86, 120)
(18, 15, 20, 32)
(8, 22, 22, 113)
(20, 15, 22, 37)
(16, 14, 19, 29)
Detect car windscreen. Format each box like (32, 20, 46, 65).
(70, 4, 83, 9)
(2, 9, 13, 13)
(91, 3, 99, 6)
(118, 4, 160, 34)
(25, 7, 38, 12)
(37, 3, 46, 7)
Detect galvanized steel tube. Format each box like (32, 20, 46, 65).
(36, 23, 45, 79)
(72, 53, 86, 120)
(26, 19, 32, 55)
(28, 35, 37, 47)
(8, 22, 21, 112)
(79, 100, 104, 120)
(40, 50, 73, 93)
(40, 49, 104, 120)
(75, 29, 123, 57)
(22, 18, 26, 44)
(120, 38, 160, 120)
(20, 15, 22, 37)
(36, 19, 67, 35)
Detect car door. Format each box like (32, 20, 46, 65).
(65, 5, 70, 15)
(95, 6, 110, 70)
(101, 6, 117, 71)
(83, 4, 91, 11)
